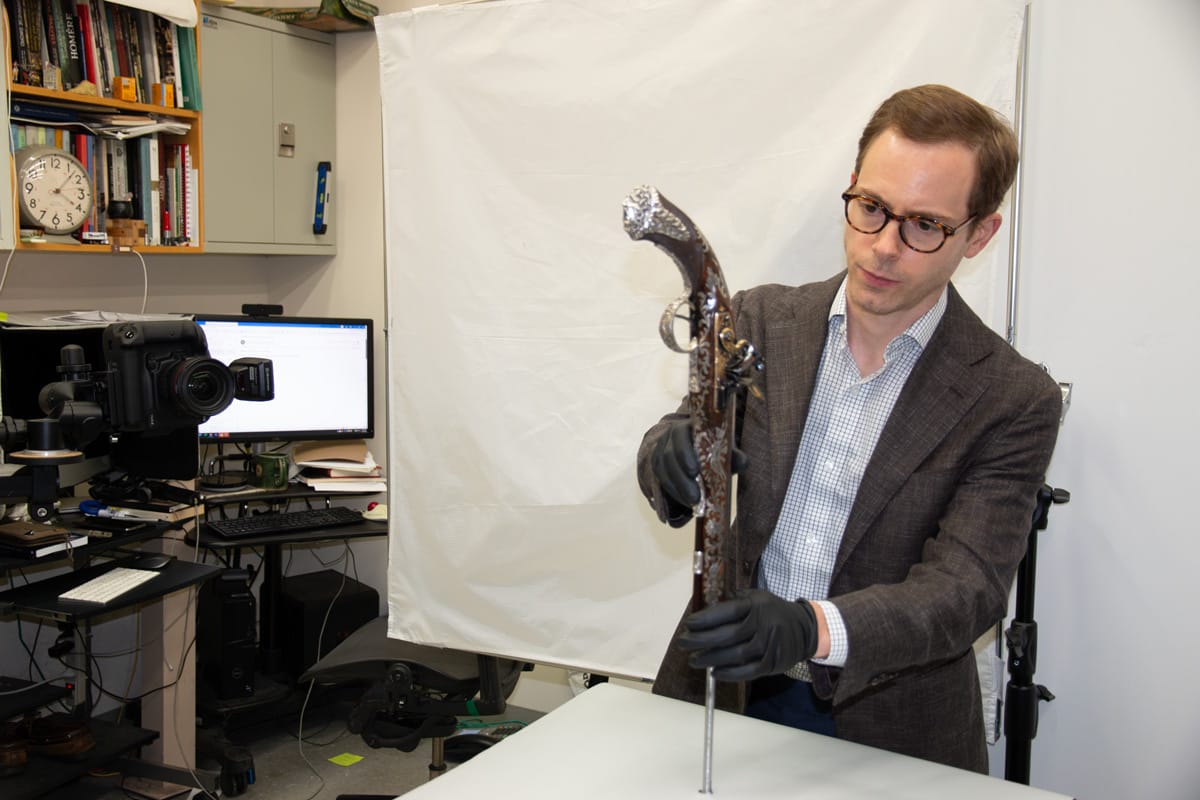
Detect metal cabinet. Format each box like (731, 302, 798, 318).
(199, 5, 336, 254)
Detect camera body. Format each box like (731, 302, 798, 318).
(103, 320, 273, 435)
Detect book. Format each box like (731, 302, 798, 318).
(0, 522, 88, 559)
(74, 1, 97, 87)
(294, 440, 384, 492)
(293, 439, 369, 465)
(106, 496, 189, 514)
(105, 498, 202, 523)
(175, 23, 200, 110)
(297, 472, 386, 493)
(43, 0, 66, 85)
(61, 7, 84, 88)
(152, 15, 177, 106)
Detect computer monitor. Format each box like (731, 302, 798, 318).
(192, 314, 375, 445)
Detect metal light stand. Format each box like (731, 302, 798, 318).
(1003, 483, 1069, 784)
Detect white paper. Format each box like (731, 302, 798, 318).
(108, 0, 197, 27)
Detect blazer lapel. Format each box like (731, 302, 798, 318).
(765, 277, 841, 506)
(833, 287, 994, 578)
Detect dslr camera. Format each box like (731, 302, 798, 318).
(102, 320, 273, 434)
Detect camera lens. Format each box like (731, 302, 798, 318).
(169, 357, 236, 420)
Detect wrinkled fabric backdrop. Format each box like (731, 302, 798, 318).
(377, 0, 1026, 679)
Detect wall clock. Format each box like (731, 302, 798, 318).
(15, 145, 95, 243)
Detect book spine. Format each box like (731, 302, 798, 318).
(152, 15, 177, 104)
(74, 131, 91, 233)
(14, 0, 43, 87)
(176, 23, 199, 110)
(43, 0, 65, 89)
(95, 132, 108, 233)
(184, 143, 197, 246)
(89, 0, 113, 96)
(11, 100, 78, 122)
(145, 136, 160, 246)
(121, 6, 144, 101)
(108, 4, 129, 83)
(136, 9, 158, 100)
(61, 5, 84, 87)
(74, 1, 97, 86)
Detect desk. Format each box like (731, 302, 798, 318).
(188, 488, 387, 677)
(0, 515, 177, 576)
(401, 683, 1073, 800)
(0, 554, 218, 625)
(0, 550, 220, 799)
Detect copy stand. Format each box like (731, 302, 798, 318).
(1004, 484, 1070, 785)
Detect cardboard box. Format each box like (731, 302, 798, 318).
(233, 0, 376, 32)
(114, 76, 138, 102)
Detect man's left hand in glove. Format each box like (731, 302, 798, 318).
(676, 589, 820, 682)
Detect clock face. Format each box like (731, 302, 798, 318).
(16, 147, 95, 236)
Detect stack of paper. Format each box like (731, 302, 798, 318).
(293, 440, 386, 492)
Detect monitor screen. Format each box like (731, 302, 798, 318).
(193, 314, 374, 443)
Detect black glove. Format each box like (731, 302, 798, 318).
(676, 589, 818, 682)
(650, 420, 748, 528)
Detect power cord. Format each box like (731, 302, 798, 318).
(294, 540, 353, 800)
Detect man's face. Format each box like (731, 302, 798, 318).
(843, 128, 1001, 334)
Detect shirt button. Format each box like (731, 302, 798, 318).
(825, 460, 835, 470)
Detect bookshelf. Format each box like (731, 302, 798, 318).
(3, 0, 205, 253)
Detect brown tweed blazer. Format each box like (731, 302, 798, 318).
(637, 272, 1062, 773)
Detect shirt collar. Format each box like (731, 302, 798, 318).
(828, 276, 948, 351)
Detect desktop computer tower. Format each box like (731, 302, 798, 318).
(279, 569, 379, 679)
(198, 569, 258, 699)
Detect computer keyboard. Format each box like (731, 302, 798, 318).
(58, 567, 159, 604)
(206, 506, 364, 540)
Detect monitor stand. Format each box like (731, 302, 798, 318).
(198, 471, 251, 492)
(200, 450, 254, 492)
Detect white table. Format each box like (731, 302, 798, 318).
(399, 683, 1072, 799)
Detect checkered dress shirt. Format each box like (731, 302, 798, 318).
(760, 279, 947, 681)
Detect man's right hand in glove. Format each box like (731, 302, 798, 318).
(649, 419, 746, 528)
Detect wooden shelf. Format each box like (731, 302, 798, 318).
(10, 84, 200, 121)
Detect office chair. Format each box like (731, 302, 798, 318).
(299, 615, 525, 793)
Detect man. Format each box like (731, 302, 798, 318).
(636, 84, 1061, 772)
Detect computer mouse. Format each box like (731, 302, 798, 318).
(363, 502, 388, 521)
(135, 554, 174, 570)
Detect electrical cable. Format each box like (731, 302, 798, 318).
(294, 540, 351, 800)
(0, 672, 71, 694)
(168, 585, 220, 800)
(115, 612, 140, 726)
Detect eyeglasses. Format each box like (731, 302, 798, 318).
(841, 191, 975, 254)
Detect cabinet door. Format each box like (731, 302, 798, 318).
(200, 6, 335, 254)
(200, 11, 275, 247)
(273, 32, 336, 249)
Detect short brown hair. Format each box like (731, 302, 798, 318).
(855, 84, 1019, 219)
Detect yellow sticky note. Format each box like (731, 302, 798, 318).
(329, 753, 364, 767)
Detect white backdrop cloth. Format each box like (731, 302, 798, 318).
(378, 0, 1025, 679)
